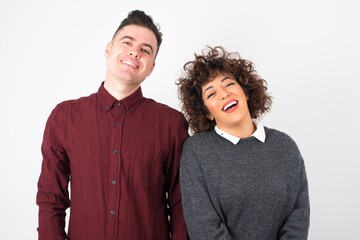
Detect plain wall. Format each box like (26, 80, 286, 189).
(0, 0, 359, 239)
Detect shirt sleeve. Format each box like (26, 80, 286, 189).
(36, 106, 70, 240)
(180, 140, 233, 240)
(164, 114, 190, 239)
(278, 156, 310, 239)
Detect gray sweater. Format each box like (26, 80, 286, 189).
(180, 127, 309, 240)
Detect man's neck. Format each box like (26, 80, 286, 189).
(104, 79, 140, 100)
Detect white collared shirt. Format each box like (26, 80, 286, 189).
(214, 119, 266, 144)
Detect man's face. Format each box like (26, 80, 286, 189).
(105, 25, 158, 88)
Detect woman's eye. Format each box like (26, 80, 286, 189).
(207, 93, 215, 99)
(226, 82, 235, 87)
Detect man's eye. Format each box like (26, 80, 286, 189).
(123, 41, 130, 46)
(141, 48, 151, 55)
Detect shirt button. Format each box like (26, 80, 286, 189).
(115, 122, 120, 127)
(111, 180, 117, 185)
(112, 150, 118, 155)
(110, 210, 116, 215)
(116, 102, 121, 107)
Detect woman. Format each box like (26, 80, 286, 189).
(177, 46, 310, 239)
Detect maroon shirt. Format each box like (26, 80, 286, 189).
(36, 83, 189, 240)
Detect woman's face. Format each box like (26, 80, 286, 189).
(201, 72, 252, 131)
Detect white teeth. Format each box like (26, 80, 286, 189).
(122, 60, 138, 68)
(223, 101, 238, 111)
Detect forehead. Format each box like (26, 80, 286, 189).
(202, 72, 233, 87)
(114, 25, 157, 48)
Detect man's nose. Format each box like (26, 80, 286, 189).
(129, 51, 139, 58)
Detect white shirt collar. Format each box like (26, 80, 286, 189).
(214, 119, 266, 144)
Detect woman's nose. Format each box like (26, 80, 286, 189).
(219, 89, 229, 101)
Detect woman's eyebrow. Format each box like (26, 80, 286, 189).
(221, 76, 231, 82)
(203, 85, 213, 94)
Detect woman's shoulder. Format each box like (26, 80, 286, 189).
(183, 131, 217, 148)
(264, 126, 300, 152)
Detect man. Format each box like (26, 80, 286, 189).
(37, 10, 189, 240)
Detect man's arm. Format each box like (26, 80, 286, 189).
(164, 114, 190, 239)
(36, 107, 70, 240)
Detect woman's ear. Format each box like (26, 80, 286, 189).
(244, 88, 251, 101)
(207, 114, 214, 121)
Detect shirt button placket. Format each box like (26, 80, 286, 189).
(106, 101, 123, 239)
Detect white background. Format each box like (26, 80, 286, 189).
(0, 0, 359, 239)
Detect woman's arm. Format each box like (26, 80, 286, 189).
(278, 157, 310, 239)
(180, 142, 233, 240)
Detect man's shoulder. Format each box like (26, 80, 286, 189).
(142, 97, 183, 116)
(50, 92, 97, 116)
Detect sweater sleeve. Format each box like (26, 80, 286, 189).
(180, 141, 233, 240)
(278, 156, 310, 239)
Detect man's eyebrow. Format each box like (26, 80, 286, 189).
(142, 43, 154, 54)
(119, 35, 134, 41)
(119, 36, 154, 54)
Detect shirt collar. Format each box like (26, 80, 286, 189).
(214, 119, 266, 144)
(97, 82, 144, 113)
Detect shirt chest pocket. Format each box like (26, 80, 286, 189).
(128, 147, 165, 190)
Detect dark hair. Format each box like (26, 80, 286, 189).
(112, 10, 163, 55)
(177, 46, 272, 134)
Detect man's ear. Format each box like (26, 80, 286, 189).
(104, 42, 112, 59)
(147, 62, 155, 77)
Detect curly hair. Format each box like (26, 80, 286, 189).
(177, 46, 272, 134)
